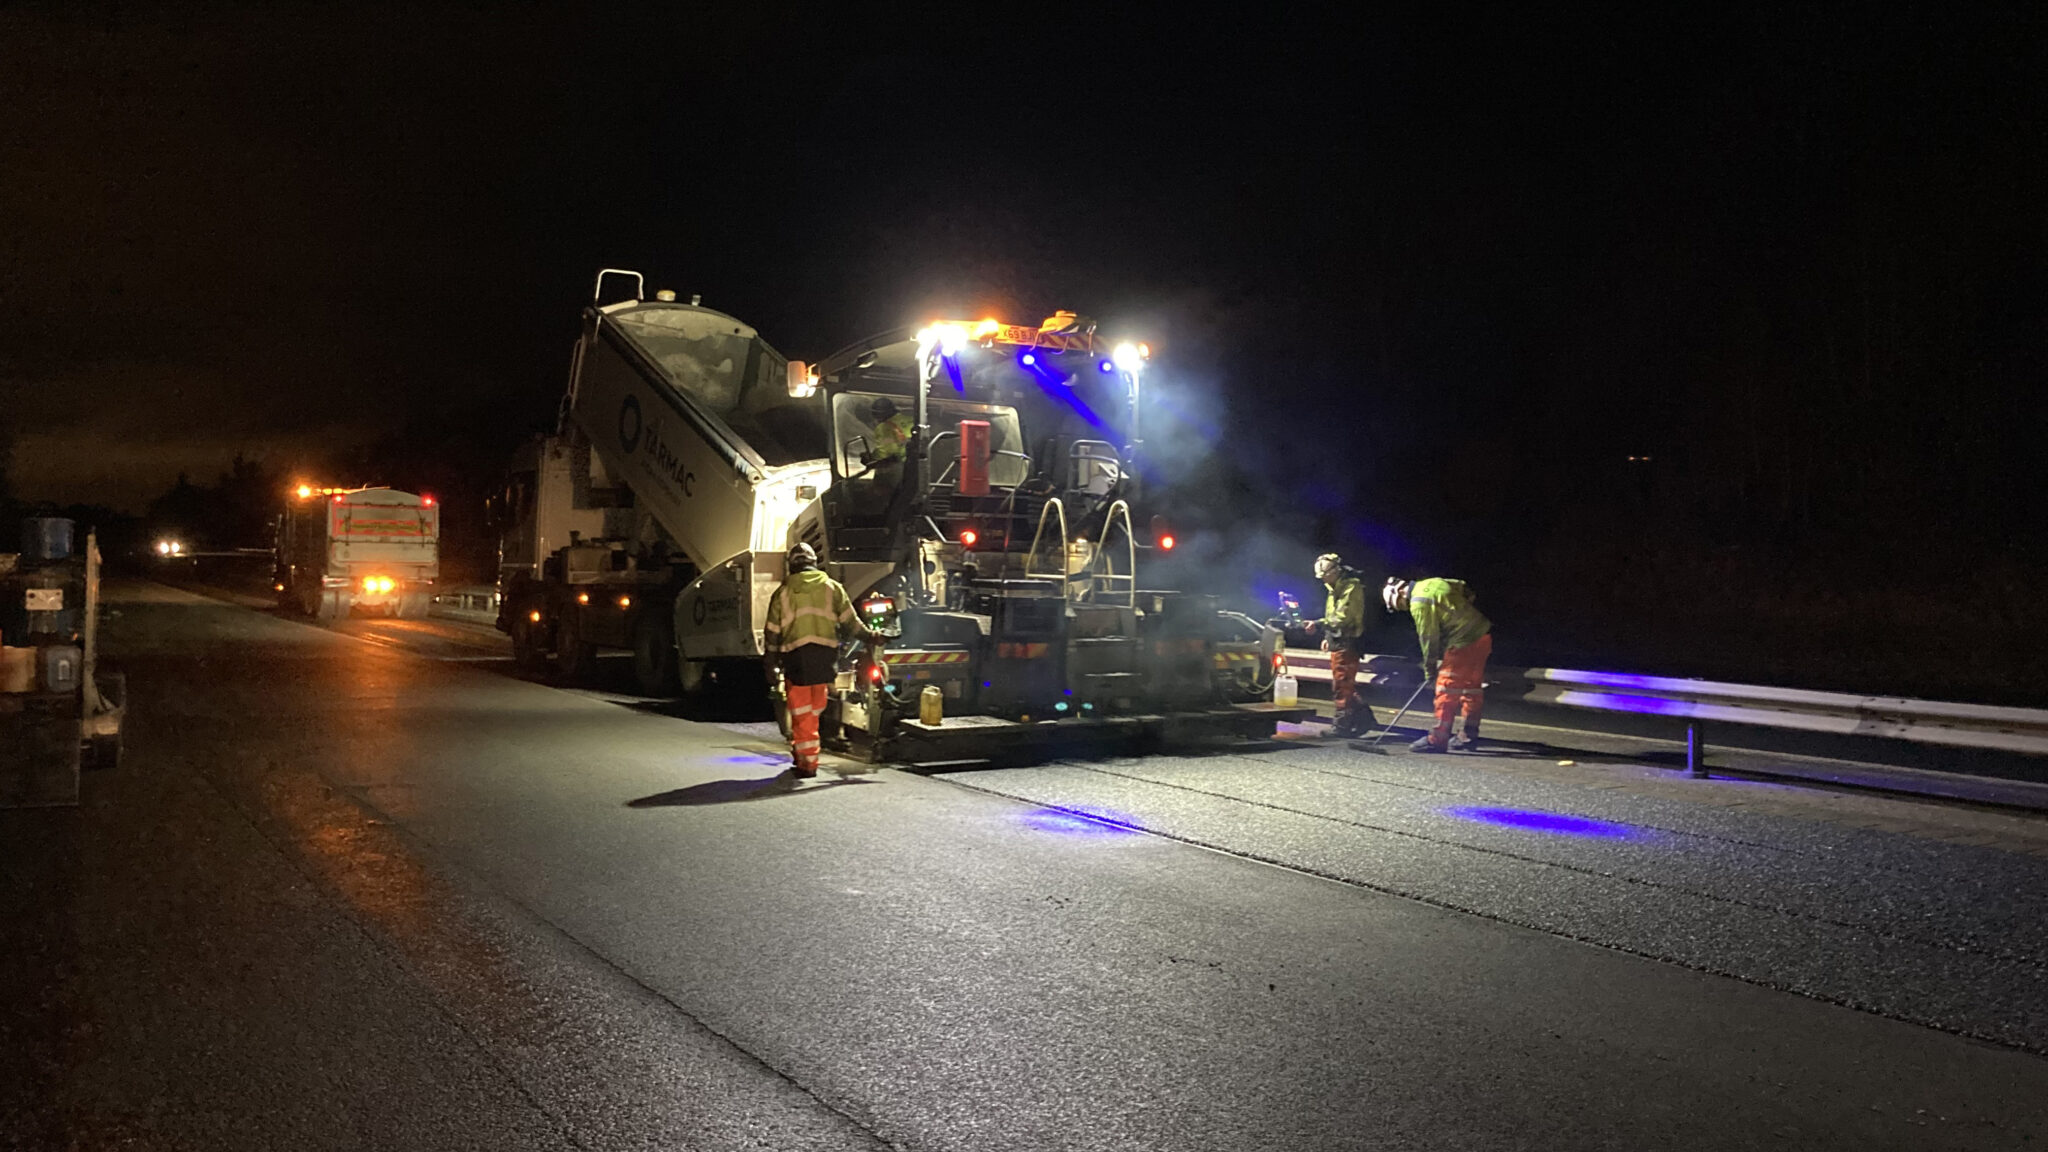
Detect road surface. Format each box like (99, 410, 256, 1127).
(5, 579, 2046, 1150)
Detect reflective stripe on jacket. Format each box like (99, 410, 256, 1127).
(1322, 575, 1366, 640)
(1410, 577, 1490, 669)
(763, 569, 861, 652)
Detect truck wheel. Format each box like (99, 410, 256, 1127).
(678, 659, 710, 700)
(85, 731, 123, 771)
(631, 612, 680, 696)
(392, 592, 428, 619)
(511, 617, 549, 675)
(316, 590, 348, 621)
(555, 612, 597, 683)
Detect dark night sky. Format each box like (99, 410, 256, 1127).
(3, 1, 2043, 575)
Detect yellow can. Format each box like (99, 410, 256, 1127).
(919, 684, 944, 726)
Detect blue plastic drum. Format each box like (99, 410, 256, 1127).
(20, 518, 75, 562)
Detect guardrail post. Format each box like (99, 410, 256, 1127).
(1686, 723, 1706, 778)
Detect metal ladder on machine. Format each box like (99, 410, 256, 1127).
(1025, 497, 1142, 710)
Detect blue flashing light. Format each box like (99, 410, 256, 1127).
(1054, 701, 1070, 713)
(1099, 359, 1115, 373)
(1021, 352, 1036, 366)
(1020, 806, 1142, 837)
(1443, 806, 1638, 839)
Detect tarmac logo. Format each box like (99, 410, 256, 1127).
(618, 395, 643, 453)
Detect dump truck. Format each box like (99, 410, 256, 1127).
(496, 269, 1298, 761)
(275, 485, 440, 620)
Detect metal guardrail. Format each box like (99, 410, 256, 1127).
(1522, 667, 2048, 758)
(430, 584, 499, 623)
(1282, 648, 2048, 761)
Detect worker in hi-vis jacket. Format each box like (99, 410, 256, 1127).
(761, 543, 877, 778)
(1382, 576, 1492, 753)
(1304, 553, 1371, 738)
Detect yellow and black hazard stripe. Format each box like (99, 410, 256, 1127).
(1210, 650, 1261, 669)
(888, 650, 973, 666)
(995, 642, 1050, 659)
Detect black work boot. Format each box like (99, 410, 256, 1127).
(1450, 731, 1480, 752)
(1408, 734, 1448, 754)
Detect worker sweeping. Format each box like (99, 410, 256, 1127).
(1304, 553, 1370, 738)
(762, 543, 878, 778)
(1383, 576, 1492, 753)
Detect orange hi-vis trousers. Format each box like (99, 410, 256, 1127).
(786, 682, 829, 772)
(1430, 632, 1493, 744)
(1329, 648, 1366, 726)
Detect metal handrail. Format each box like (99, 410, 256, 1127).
(1023, 498, 1069, 588)
(1087, 499, 1137, 608)
(1068, 439, 1122, 494)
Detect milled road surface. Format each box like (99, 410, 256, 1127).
(4, 580, 2046, 1150)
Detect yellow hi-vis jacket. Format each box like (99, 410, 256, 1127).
(1322, 575, 1367, 642)
(762, 569, 865, 653)
(1409, 577, 1491, 670)
(872, 413, 914, 462)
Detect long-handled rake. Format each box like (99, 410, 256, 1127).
(1358, 676, 1431, 753)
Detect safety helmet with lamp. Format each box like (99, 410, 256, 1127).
(1313, 553, 1343, 583)
(787, 542, 818, 571)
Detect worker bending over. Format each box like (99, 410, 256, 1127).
(1383, 576, 1492, 753)
(1305, 553, 1371, 738)
(762, 543, 877, 778)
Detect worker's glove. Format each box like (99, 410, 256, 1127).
(1320, 639, 1332, 652)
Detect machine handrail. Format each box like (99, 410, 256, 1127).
(1023, 498, 1069, 589)
(1088, 499, 1137, 608)
(923, 428, 1032, 493)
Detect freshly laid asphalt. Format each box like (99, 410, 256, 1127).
(4, 580, 2046, 1150)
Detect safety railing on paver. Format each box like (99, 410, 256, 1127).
(1281, 647, 2048, 760)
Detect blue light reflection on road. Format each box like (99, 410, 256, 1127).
(1021, 807, 1142, 837)
(1443, 806, 1639, 839)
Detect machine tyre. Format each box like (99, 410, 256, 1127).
(678, 658, 710, 698)
(85, 731, 123, 771)
(511, 616, 549, 675)
(631, 611, 681, 696)
(555, 612, 598, 683)
(394, 592, 430, 619)
(316, 589, 348, 621)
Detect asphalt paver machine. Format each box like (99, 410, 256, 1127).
(498, 270, 1301, 762)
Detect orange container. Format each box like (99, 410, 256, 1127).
(0, 646, 34, 694)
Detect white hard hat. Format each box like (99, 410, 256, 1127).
(1313, 553, 1342, 580)
(787, 542, 817, 569)
(1382, 577, 1410, 612)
